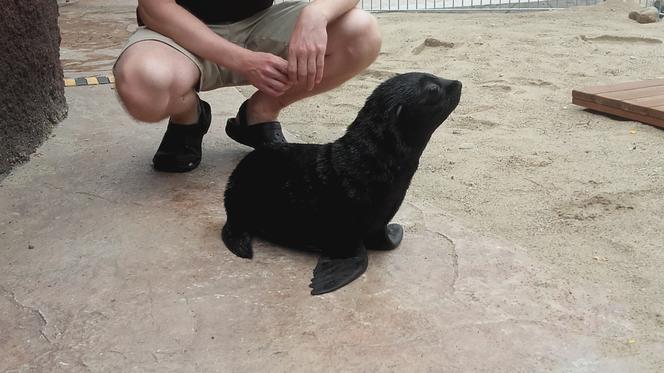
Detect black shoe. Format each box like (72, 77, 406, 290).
(225, 100, 286, 148)
(152, 98, 211, 173)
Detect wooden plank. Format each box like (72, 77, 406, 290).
(599, 85, 664, 101)
(572, 86, 664, 101)
(572, 79, 664, 128)
(584, 93, 651, 118)
(576, 79, 664, 95)
(588, 94, 664, 121)
(572, 97, 664, 128)
(628, 94, 664, 109)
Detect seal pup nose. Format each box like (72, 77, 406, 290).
(446, 80, 462, 94)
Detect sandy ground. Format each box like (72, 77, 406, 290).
(279, 1, 664, 358)
(276, 1, 664, 353)
(36, 0, 664, 369)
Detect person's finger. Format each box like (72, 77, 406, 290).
(307, 55, 316, 91)
(287, 49, 298, 83)
(267, 67, 291, 85)
(266, 54, 290, 84)
(315, 52, 324, 84)
(259, 81, 280, 97)
(297, 54, 308, 85)
(272, 55, 289, 74)
(268, 78, 290, 93)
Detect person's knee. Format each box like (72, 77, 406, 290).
(333, 9, 382, 64)
(114, 52, 175, 122)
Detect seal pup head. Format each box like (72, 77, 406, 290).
(351, 72, 462, 145)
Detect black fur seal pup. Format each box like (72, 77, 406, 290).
(222, 72, 462, 295)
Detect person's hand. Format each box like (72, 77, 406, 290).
(288, 6, 328, 91)
(238, 50, 292, 97)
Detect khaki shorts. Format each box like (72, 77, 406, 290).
(117, 1, 307, 92)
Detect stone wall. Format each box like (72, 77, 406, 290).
(0, 0, 67, 175)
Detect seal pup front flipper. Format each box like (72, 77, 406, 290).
(364, 224, 404, 251)
(222, 223, 253, 259)
(310, 246, 368, 295)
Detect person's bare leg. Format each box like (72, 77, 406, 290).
(244, 9, 382, 125)
(113, 41, 200, 125)
(114, 41, 211, 172)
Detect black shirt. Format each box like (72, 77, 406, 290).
(176, 0, 274, 23)
(137, 0, 274, 25)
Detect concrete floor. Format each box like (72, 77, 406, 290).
(2, 0, 660, 371)
(0, 86, 651, 372)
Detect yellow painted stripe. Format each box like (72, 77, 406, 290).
(63, 74, 116, 87)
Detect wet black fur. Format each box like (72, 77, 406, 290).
(222, 72, 462, 272)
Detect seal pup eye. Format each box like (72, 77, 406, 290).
(425, 82, 441, 96)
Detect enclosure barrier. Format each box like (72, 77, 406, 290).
(276, 0, 604, 11)
(276, 0, 662, 19)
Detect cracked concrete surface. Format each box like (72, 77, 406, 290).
(1, 86, 659, 372)
(1, 286, 51, 345)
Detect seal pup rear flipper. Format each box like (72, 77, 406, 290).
(309, 246, 368, 295)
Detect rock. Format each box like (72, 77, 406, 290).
(0, 1, 68, 174)
(628, 7, 659, 24)
(412, 38, 455, 55)
(424, 38, 454, 48)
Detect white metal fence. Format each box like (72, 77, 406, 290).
(359, 0, 600, 10)
(276, 0, 664, 16)
(277, 0, 603, 11)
